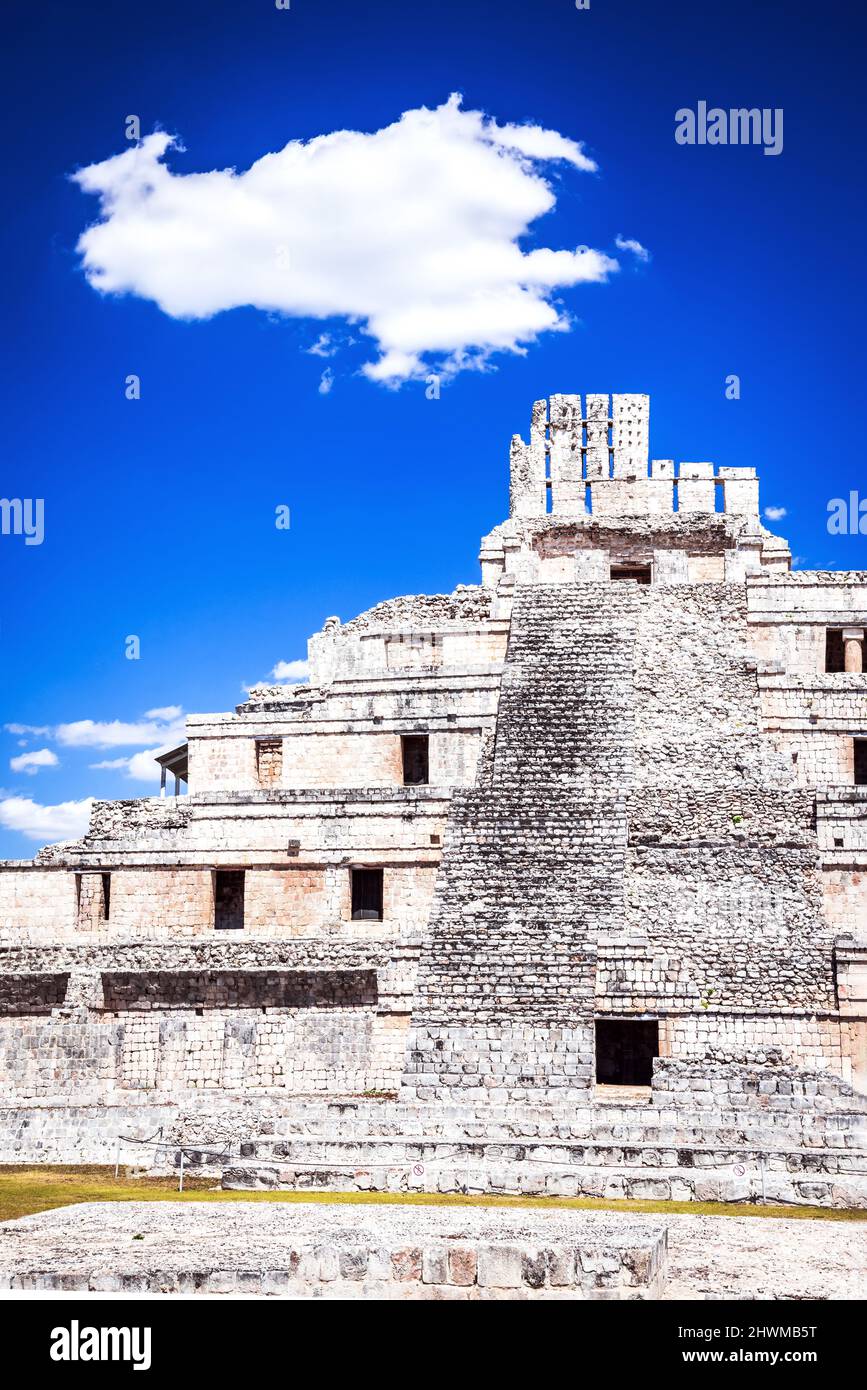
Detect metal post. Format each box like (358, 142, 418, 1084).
(179, 1149, 185, 1194)
(759, 1152, 767, 1204)
(114, 1136, 121, 1181)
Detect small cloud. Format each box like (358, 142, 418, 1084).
(9, 748, 59, 776)
(144, 705, 183, 722)
(91, 745, 177, 784)
(4, 723, 51, 737)
(615, 234, 650, 263)
(0, 796, 94, 843)
(307, 333, 337, 358)
(318, 368, 334, 395)
(271, 659, 310, 681)
(763, 505, 787, 522)
(55, 712, 185, 749)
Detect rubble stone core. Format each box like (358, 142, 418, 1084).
(1, 392, 866, 1207)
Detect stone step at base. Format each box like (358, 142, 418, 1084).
(231, 1135, 867, 1175)
(221, 1159, 867, 1209)
(241, 1106, 867, 1148)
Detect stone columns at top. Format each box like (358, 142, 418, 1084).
(843, 628, 865, 673)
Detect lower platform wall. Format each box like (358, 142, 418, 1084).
(0, 1009, 409, 1101)
(0, 1002, 863, 1106)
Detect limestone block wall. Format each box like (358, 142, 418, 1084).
(660, 1016, 845, 1075)
(623, 583, 835, 1023)
(0, 1008, 400, 1100)
(483, 510, 779, 594)
(282, 732, 402, 788)
(747, 572, 867, 675)
(757, 673, 867, 793)
(0, 972, 68, 1016)
(822, 870, 867, 937)
(85, 869, 217, 937)
(630, 584, 794, 792)
(619, 847, 832, 1012)
(769, 732, 855, 787)
(187, 735, 255, 791)
(0, 935, 417, 1101)
(0, 862, 439, 945)
(652, 1058, 863, 1109)
(0, 869, 77, 933)
(306, 587, 500, 685)
(688, 553, 727, 582)
(273, 729, 482, 790)
(188, 670, 501, 796)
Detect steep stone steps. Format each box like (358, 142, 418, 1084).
(403, 583, 642, 1101)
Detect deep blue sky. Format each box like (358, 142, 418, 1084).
(1, 0, 865, 853)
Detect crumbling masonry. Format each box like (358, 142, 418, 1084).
(2, 393, 866, 1206)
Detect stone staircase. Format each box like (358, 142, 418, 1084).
(216, 1092, 867, 1208)
(402, 583, 642, 1103)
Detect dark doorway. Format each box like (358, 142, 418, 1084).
(610, 563, 652, 585)
(214, 870, 245, 930)
(826, 629, 846, 672)
(351, 867, 384, 920)
(402, 734, 429, 785)
(595, 1019, 659, 1086)
(855, 740, 867, 786)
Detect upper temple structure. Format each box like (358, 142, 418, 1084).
(2, 392, 866, 1207)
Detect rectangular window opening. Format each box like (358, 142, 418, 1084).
(351, 867, 383, 921)
(256, 737, 283, 787)
(855, 740, 867, 787)
(402, 734, 429, 786)
(214, 870, 245, 931)
(101, 873, 111, 921)
(610, 563, 652, 585)
(595, 1018, 659, 1087)
(826, 630, 846, 673)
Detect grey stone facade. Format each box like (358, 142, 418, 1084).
(0, 392, 865, 1204)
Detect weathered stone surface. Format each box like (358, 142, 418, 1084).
(0, 1201, 668, 1299)
(0, 390, 864, 1208)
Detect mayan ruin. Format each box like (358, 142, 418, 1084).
(0, 391, 865, 1290)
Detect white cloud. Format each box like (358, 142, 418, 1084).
(615, 234, 650, 262)
(9, 748, 59, 776)
(144, 705, 183, 721)
(4, 723, 51, 737)
(0, 796, 93, 843)
(90, 748, 164, 783)
(318, 368, 334, 395)
(72, 95, 630, 382)
(764, 505, 787, 521)
(126, 748, 166, 782)
(271, 659, 310, 681)
(55, 713, 185, 749)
